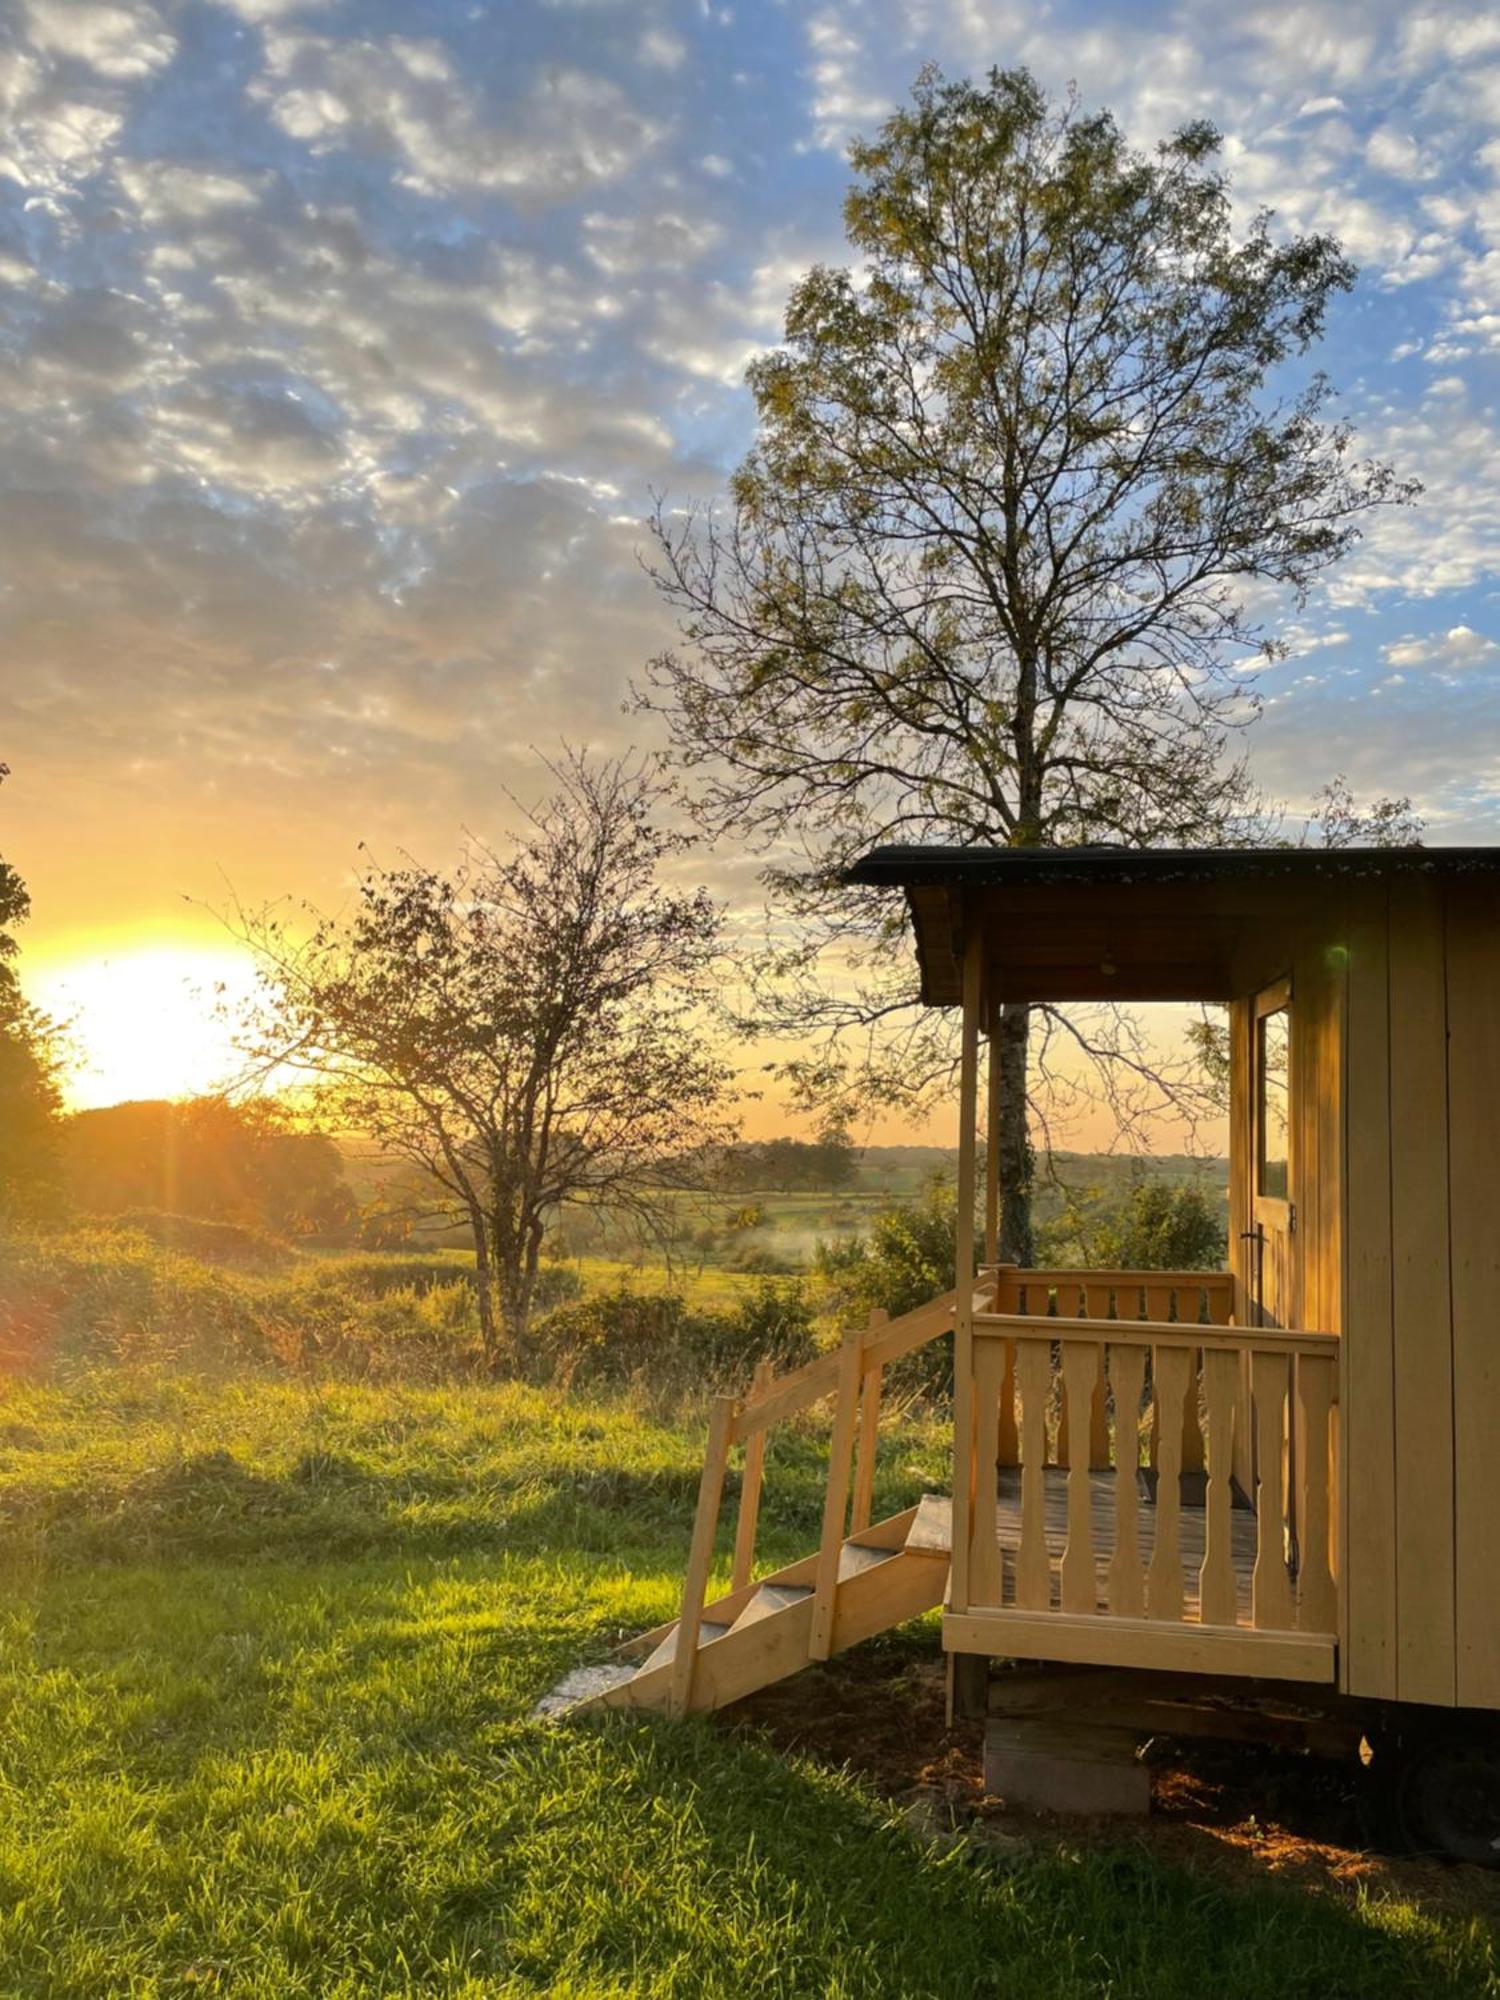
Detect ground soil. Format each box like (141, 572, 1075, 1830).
(722, 1644, 1500, 1922)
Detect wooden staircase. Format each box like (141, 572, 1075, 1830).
(549, 1499, 951, 1718)
(541, 1286, 985, 1721)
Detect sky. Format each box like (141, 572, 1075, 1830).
(2, 0, 1500, 1123)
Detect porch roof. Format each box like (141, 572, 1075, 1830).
(844, 844, 1500, 1005)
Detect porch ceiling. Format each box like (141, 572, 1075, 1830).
(848, 844, 1500, 1006)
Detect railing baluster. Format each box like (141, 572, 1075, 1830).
(1296, 1353, 1337, 1633)
(1147, 1346, 1191, 1620)
(1199, 1347, 1239, 1627)
(970, 1335, 1006, 1607)
(1060, 1340, 1102, 1613)
(996, 1337, 1019, 1465)
(731, 1357, 773, 1592)
(1107, 1342, 1147, 1617)
(1016, 1338, 1053, 1610)
(1251, 1350, 1296, 1631)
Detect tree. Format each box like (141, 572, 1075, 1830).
(235, 754, 734, 1356)
(641, 68, 1412, 1261)
(0, 764, 66, 1221)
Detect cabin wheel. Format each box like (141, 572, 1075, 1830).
(1370, 1721, 1500, 1867)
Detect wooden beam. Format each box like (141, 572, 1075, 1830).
(950, 921, 982, 1614)
(943, 1609, 1336, 1684)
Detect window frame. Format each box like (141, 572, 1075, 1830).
(1252, 974, 1293, 1213)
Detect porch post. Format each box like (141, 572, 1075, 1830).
(951, 919, 983, 1615)
(985, 1004, 1001, 1267)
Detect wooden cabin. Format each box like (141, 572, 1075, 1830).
(555, 845, 1500, 1858)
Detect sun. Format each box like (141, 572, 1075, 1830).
(27, 942, 261, 1110)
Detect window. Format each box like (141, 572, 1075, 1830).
(1256, 994, 1290, 1202)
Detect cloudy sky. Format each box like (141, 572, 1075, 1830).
(3, 0, 1500, 1108)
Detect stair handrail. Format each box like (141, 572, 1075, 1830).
(669, 1278, 992, 1713)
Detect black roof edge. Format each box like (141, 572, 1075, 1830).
(843, 844, 1500, 890)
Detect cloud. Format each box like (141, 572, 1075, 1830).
(23, 1, 175, 82)
(252, 35, 665, 203)
(6, 0, 1500, 955)
(1383, 625, 1500, 668)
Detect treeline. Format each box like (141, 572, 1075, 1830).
(61, 1098, 357, 1242)
(709, 1136, 857, 1193)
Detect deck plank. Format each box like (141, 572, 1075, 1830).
(915, 1469, 1263, 1625)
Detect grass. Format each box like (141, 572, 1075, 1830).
(0, 1367, 1494, 1997)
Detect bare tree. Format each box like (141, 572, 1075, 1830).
(639, 68, 1413, 1258)
(233, 754, 734, 1356)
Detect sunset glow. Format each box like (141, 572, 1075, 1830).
(28, 945, 260, 1111)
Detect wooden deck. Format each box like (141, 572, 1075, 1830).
(912, 1469, 1263, 1626)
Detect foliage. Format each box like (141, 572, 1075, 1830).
(642, 67, 1413, 1260)
(1045, 1174, 1227, 1272)
(64, 1096, 357, 1241)
(1309, 774, 1425, 850)
(0, 1368, 1491, 1997)
(235, 752, 734, 1357)
(0, 765, 65, 1221)
(103, 1207, 296, 1270)
(529, 1278, 817, 1394)
(816, 1177, 968, 1325)
(815, 1178, 972, 1398)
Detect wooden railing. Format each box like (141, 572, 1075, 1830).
(956, 1285, 1339, 1653)
(668, 1284, 980, 1715)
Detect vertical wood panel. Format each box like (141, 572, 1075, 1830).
(1445, 883, 1500, 1709)
(1388, 878, 1456, 1708)
(1342, 887, 1397, 1698)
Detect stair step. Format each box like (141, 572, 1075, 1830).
(637, 1619, 732, 1675)
(905, 1493, 953, 1555)
(533, 1662, 639, 1719)
(839, 1541, 897, 1581)
(728, 1582, 812, 1634)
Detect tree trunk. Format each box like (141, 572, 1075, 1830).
(470, 1206, 500, 1364)
(995, 999, 1034, 1265)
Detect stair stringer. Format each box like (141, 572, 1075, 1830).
(575, 1505, 950, 1717)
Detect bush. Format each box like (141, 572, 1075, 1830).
(1045, 1175, 1227, 1272)
(103, 1209, 295, 1271)
(528, 1278, 816, 1394)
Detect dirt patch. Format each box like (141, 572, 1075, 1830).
(720, 1644, 1500, 1921)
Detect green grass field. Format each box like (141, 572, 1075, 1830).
(0, 1366, 1494, 1997)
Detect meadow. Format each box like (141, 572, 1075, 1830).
(0, 1226, 1495, 1996)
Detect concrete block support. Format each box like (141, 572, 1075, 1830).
(983, 1718, 1150, 1816)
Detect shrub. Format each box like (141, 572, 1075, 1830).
(103, 1209, 295, 1270)
(528, 1278, 816, 1394)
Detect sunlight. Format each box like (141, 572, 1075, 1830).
(29, 943, 260, 1110)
